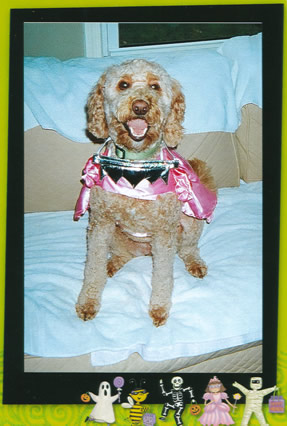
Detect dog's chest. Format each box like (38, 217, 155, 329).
(115, 204, 152, 239)
(113, 194, 171, 233)
(91, 186, 181, 236)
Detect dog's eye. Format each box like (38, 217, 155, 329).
(118, 80, 130, 90)
(150, 83, 161, 91)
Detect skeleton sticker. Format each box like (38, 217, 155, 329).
(159, 376, 194, 425)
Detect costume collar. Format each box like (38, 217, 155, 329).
(74, 145, 218, 222)
(115, 140, 162, 160)
(93, 140, 179, 188)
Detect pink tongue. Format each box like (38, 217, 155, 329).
(127, 119, 148, 136)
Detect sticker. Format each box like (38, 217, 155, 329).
(159, 376, 194, 426)
(81, 393, 91, 403)
(198, 376, 236, 426)
(233, 377, 278, 424)
(121, 379, 150, 426)
(84, 381, 119, 424)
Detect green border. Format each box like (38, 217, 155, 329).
(1, 1, 286, 424)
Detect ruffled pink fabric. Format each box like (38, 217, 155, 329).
(74, 148, 217, 222)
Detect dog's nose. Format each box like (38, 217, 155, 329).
(132, 100, 149, 115)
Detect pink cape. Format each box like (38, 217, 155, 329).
(73, 148, 217, 222)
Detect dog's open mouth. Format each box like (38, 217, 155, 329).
(124, 118, 149, 141)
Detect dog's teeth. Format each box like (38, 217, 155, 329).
(131, 128, 146, 137)
(127, 119, 148, 138)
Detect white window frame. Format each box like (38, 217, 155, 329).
(84, 23, 225, 58)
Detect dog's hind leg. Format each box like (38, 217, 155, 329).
(107, 254, 133, 277)
(177, 158, 216, 278)
(178, 214, 207, 278)
(107, 228, 137, 277)
(107, 227, 152, 277)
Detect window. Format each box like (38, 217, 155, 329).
(84, 22, 262, 58)
(119, 23, 262, 47)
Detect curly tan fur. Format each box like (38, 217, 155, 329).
(76, 59, 216, 327)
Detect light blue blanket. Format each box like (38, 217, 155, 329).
(24, 33, 262, 142)
(24, 181, 262, 365)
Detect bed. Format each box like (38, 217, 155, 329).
(24, 33, 263, 373)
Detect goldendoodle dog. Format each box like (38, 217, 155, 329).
(74, 59, 217, 327)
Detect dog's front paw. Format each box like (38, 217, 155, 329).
(76, 299, 100, 321)
(149, 305, 169, 327)
(186, 259, 207, 278)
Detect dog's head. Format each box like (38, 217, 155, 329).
(87, 59, 185, 152)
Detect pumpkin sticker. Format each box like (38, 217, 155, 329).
(190, 403, 201, 415)
(81, 393, 91, 403)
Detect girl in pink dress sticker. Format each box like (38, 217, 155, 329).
(199, 376, 236, 426)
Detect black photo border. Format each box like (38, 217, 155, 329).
(3, 4, 283, 404)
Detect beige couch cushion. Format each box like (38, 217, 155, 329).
(176, 131, 240, 189)
(24, 104, 262, 212)
(24, 127, 95, 213)
(234, 104, 262, 182)
(24, 128, 240, 213)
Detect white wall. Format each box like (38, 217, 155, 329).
(24, 23, 86, 60)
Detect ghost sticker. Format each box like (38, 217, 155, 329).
(85, 381, 119, 423)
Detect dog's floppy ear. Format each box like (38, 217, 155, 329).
(163, 80, 185, 148)
(86, 73, 109, 139)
